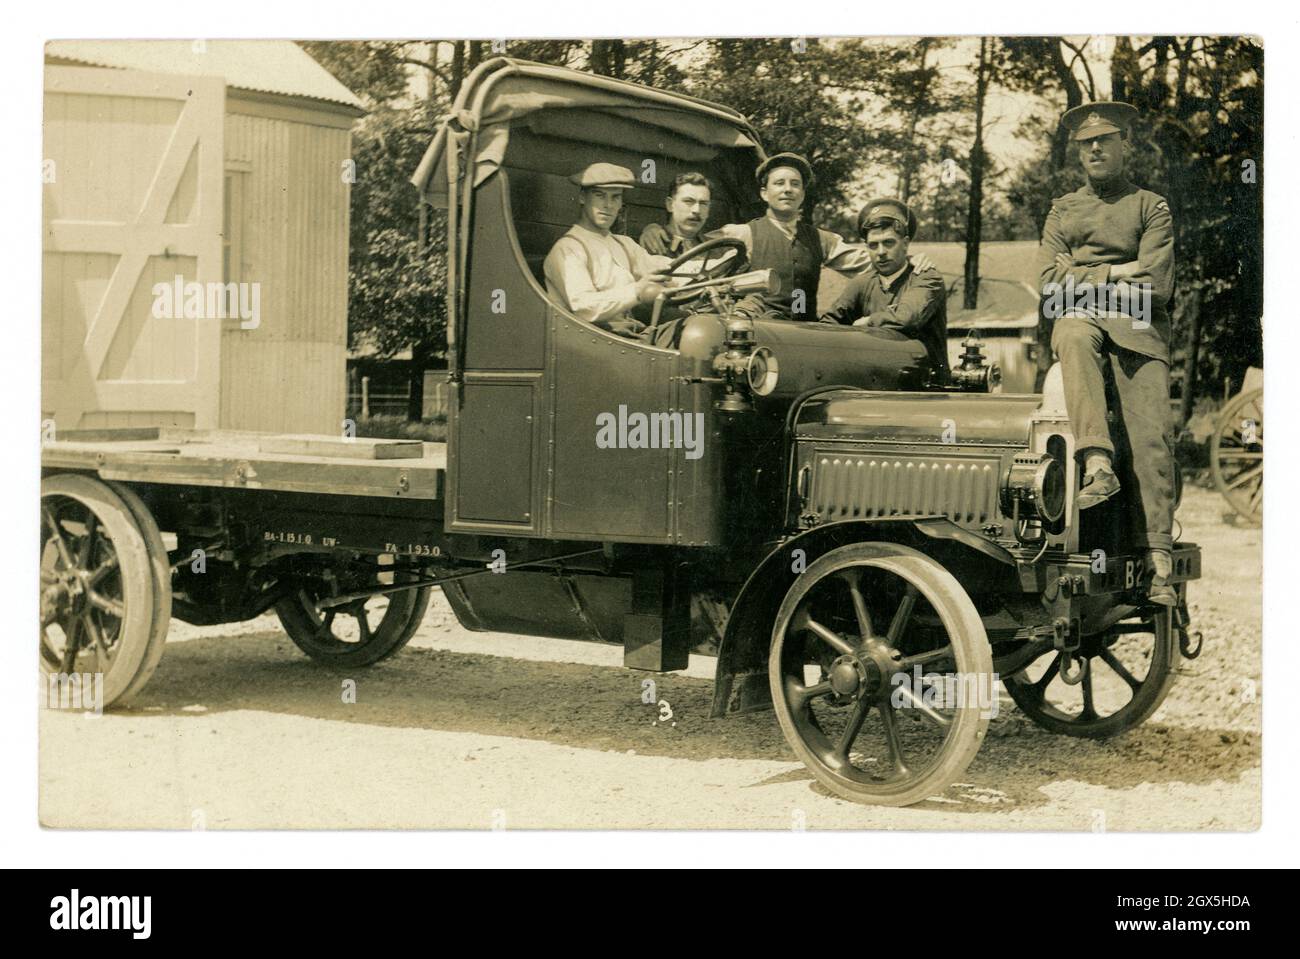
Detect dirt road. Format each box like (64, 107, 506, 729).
(39, 485, 1260, 830)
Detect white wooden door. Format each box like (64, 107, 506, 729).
(43, 65, 225, 430)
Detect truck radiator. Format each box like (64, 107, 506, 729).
(808, 452, 1003, 525)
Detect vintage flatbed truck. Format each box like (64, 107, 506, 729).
(40, 59, 1203, 806)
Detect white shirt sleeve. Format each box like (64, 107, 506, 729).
(716, 223, 754, 252)
(820, 228, 875, 276)
(544, 236, 640, 325)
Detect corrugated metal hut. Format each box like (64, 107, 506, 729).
(43, 40, 365, 434)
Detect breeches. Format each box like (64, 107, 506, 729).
(1051, 312, 1175, 551)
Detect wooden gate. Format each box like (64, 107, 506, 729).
(43, 66, 225, 430)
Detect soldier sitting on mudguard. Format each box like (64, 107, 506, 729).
(1037, 102, 1177, 606)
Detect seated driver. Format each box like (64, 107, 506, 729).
(543, 163, 673, 336)
(818, 198, 950, 381)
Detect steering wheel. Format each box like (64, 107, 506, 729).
(659, 236, 749, 306)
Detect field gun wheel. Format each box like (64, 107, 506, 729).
(276, 577, 432, 668)
(769, 543, 993, 807)
(1003, 608, 1179, 738)
(1210, 387, 1262, 526)
(40, 475, 157, 707)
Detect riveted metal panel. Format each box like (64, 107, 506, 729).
(455, 376, 538, 524)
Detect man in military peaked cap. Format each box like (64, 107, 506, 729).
(543, 162, 673, 336)
(818, 198, 949, 380)
(1037, 101, 1178, 605)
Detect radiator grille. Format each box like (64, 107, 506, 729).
(809, 453, 1002, 524)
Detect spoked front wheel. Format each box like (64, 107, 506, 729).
(769, 542, 994, 806)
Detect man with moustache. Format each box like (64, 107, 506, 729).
(543, 162, 672, 337)
(658, 172, 715, 256)
(641, 153, 900, 321)
(1037, 102, 1177, 606)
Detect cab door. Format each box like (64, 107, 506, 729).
(449, 168, 680, 543)
(447, 171, 545, 533)
(548, 314, 676, 542)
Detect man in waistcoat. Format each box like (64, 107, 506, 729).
(640, 153, 901, 320)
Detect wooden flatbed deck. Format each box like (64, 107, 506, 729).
(41, 428, 447, 501)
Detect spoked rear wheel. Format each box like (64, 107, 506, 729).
(769, 543, 993, 806)
(275, 579, 432, 668)
(40, 475, 156, 707)
(1003, 608, 1179, 738)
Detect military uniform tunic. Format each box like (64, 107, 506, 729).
(818, 262, 950, 380)
(1038, 177, 1175, 360)
(1036, 175, 1177, 551)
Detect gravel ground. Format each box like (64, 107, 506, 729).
(39, 484, 1260, 830)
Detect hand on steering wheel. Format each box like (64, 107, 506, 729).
(658, 236, 750, 306)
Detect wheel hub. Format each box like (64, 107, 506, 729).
(828, 649, 895, 702)
(44, 570, 86, 621)
(829, 656, 867, 696)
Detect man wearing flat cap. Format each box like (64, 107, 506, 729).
(1037, 101, 1178, 605)
(640, 153, 891, 321)
(543, 162, 673, 336)
(818, 197, 949, 381)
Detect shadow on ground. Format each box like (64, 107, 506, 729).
(107, 631, 1260, 812)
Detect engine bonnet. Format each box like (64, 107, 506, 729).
(796, 391, 1043, 447)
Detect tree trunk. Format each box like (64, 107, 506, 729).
(1110, 35, 1135, 104)
(451, 40, 466, 100)
(1047, 40, 1084, 174)
(962, 37, 990, 311)
(589, 40, 626, 78)
(899, 39, 933, 204)
(1179, 287, 1202, 427)
(407, 348, 429, 422)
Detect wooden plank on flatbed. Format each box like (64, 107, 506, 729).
(257, 435, 424, 460)
(41, 432, 447, 501)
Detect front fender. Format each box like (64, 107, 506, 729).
(710, 518, 1016, 718)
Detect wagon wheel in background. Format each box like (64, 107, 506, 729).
(40, 475, 157, 707)
(1003, 607, 1179, 738)
(275, 576, 432, 668)
(1211, 387, 1262, 526)
(769, 543, 994, 806)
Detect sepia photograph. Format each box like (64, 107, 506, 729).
(33, 30, 1264, 834)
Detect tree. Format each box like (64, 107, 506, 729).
(962, 37, 993, 310)
(1108, 37, 1263, 417)
(683, 38, 912, 219)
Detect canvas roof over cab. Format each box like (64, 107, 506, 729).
(411, 58, 765, 209)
